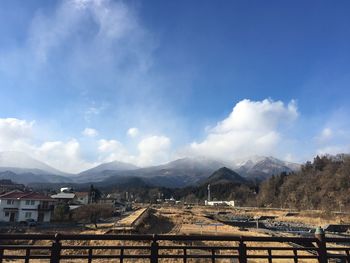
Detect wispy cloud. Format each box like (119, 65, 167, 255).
(314, 109, 350, 156)
(127, 127, 139, 138)
(82, 127, 98, 137)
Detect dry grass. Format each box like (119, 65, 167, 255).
(117, 208, 148, 227)
(2, 206, 348, 262)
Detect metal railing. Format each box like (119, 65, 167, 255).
(0, 232, 349, 262)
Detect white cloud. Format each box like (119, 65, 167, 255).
(36, 139, 93, 173)
(0, 118, 93, 173)
(189, 99, 298, 160)
(0, 117, 173, 172)
(321, 128, 333, 139)
(137, 136, 171, 166)
(97, 135, 171, 166)
(97, 139, 132, 163)
(317, 145, 350, 156)
(314, 109, 350, 156)
(82, 128, 98, 137)
(98, 139, 124, 153)
(0, 118, 34, 143)
(284, 153, 296, 162)
(23, 0, 154, 79)
(29, 0, 136, 61)
(127, 127, 139, 138)
(315, 127, 333, 143)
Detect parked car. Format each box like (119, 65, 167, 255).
(19, 219, 37, 227)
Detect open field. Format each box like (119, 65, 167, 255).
(1, 206, 350, 262)
(147, 206, 350, 234)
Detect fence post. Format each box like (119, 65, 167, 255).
(238, 237, 247, 263)
(150, 234, 158, 263)
(50, 233, 61, 263)
(315, 227, 327, 263)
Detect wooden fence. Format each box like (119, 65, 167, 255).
(0, 232, 349, 262)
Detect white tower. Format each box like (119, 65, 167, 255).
(207, 184, 211, 202)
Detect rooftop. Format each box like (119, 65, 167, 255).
(51, 193, 76, 199)
(0, 191, 53, 201)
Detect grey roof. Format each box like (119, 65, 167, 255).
(51, 193, 76, 199)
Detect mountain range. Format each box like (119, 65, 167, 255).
(0, 151, 300, 187)
(0, 152, 73, 184)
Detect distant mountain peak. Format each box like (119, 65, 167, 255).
(75, 160, 139, 182)
(201, 166, 246, 185)
(79, 160, 139, 174)
(233, 155, 300, 180)
(0, 151, 67, 175)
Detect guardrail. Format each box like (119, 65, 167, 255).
(0, 231, 349, 262)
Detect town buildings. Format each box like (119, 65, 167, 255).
(0, 191, 55, 223)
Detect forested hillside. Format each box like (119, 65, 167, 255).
(257, 155, 350, 210)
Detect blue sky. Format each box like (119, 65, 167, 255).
(0, 0, 349, 173)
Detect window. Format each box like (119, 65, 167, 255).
(6, 200, 14, 205)
(25, 200, 30, 205)
(25, 212, 32, 218)
(5, 212, 9, 217)
(25, 200, 35, 205)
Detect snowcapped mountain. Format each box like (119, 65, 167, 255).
(79, 160, 138, 174)
(78, 156, 299, 187)
(232, 155, 300, 180)
(161, 156, 226, 171)
(0, 151, 72, 183)
(0, 151, 67, 175)
(76, 157, 227, 187)
(75, 160, 139, 182)
(0, 151, 300, 186)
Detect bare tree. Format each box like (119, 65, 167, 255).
(73, 204, 113, 228)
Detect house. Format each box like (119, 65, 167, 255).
(98, 197, 117, 206)
(98, 197, 131, 214)
(74, 192, 89, 205)
(0, 191, 55, 223)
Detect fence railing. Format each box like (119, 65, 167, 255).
(0, 232, 349, 262)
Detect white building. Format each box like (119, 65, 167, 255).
(74, 192, 89, 205)
(205, 200, 235, 207)
(0, 191, 55, 223)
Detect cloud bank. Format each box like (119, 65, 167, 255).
(189, 99, 298, 160)
(0, 118, 92, 173)
(0, 98, 349, 173)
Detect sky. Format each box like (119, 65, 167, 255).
(0, 0, 350, 173)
